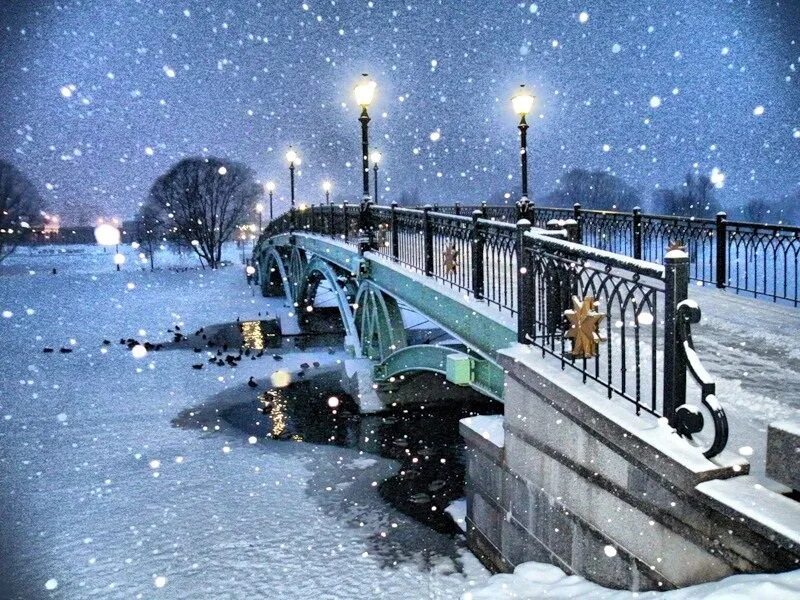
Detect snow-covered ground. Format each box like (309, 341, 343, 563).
(0, 246, 488, 599)
(1, 244, 798, 599)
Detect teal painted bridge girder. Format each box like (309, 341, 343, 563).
(257, 232, 513, 402)
(375, 344, 505, 402)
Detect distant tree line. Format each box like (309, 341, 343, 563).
(391, 167, 799, 226)
(0, 160, 45, 263)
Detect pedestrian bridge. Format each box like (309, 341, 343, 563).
(252, 203, 800, 591)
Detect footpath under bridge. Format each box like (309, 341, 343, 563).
(253, 202, 729, 459)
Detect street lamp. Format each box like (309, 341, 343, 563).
(286, 149, 299, 229)
(266, 181, 276, 220)
(354, 73, 376, 202)
(255, 202, 264, 231)
(94, 222, 122, 271)
(370, 151, 382, 204)
(322, 180, 332, 205)
(511, 84, 535, 207)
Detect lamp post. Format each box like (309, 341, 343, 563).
(266, 181, 275, 220)
(323, 180, 332, 205)
(255, 202, 264, 231)
(511, 84, 535, 217)
(370, 151, 381, 204)
(286, 149, 299, 230)
(354, 74, 376, 202)
(354, 74, 377, 250)
(94, 222, 122, 271)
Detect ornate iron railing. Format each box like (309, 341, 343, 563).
(390, 203, 800, 306)
(256, 202, 729, 457)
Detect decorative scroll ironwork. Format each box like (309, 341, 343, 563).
(428, 212, 474, 294)
(726, 220, 800, 305)
(481, 220, 518, 314)
(579, 210, 633, 255)
(674, 299, 728, 458)
(523, 237, 663, 419)
(640, 215, 716, 285)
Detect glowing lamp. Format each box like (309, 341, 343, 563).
(323, 181, 332, 192)
(113, 253, 126, 266)
(266, 181, 276, 192)
(286, 149, 298, 165)
(94, 223, 121, 246)
(354, 74, 376, 107)
(511, 84, 535, 116)
(370, 150, 382, 164)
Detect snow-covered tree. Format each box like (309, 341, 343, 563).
(148, 157, 261, 269)
(653, 173, 721, 218)
(0, 160, 44, 263)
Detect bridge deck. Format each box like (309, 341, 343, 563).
(690, 285, 800, 476)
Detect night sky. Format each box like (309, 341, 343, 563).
(1, 0, 798, 224)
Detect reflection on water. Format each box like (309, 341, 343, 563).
(155, 319, 344, 355)
(240, 320, 269, 350)
(223, 372, 502, 532)
(174, 369, 501, 570)
(259, 390, 298, 440)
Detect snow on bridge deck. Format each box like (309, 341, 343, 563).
(689, 285, 800, 477)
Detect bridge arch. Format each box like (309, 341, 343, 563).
(295, 255, 360, 348)
(354, 281, 407, 362)
(286, 246, 309, 305)
(259, 246, 292, 302)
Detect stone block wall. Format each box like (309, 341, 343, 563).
(462, 349, 800, 592)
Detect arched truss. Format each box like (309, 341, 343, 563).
(353, 280, 408, 362)
(287, 246, 308, 305)
(295, 255, 360, 348)
(259, 246, 293, 302)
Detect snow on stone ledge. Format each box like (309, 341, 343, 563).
(500, 343, 747, 475)
(696, 475, 800, 545)
(464, 560, 800, 599)
(461, 415, 504, 448)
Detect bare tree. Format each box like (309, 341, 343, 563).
(0, 160, 44, 263)
(546, 169, 641, 211)
(652, 173, 721, 217)
(134, 200, 167, 271)
(148, 157, 261, 268)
